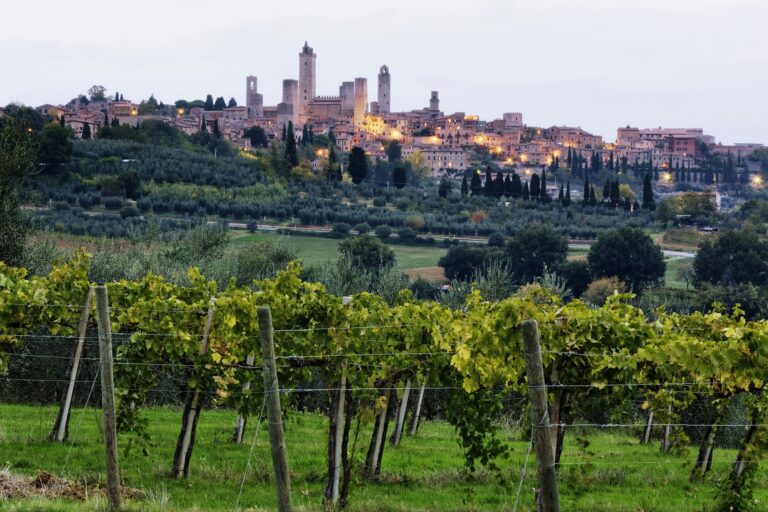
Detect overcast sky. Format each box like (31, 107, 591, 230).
(2, 0, 766, 144)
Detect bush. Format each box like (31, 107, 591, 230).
(119, 205, 140, 218)
(397, 227, 418, 243)
(102, 196, 125, 210)
(488, 231, 506, 247)
(353, 222, 372, 234)
(583, 277, 627, 306)
(332, 222, 351, 237)
(375, 225, 392, 240)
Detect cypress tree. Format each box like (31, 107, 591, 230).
(582, 176, 590, 207)
(494, 171, 504, 198)
(567, 147, 573, 167)
(59, 116, 66, 128)
(308, 125, 314, 143)
(602, 180, 610, 202)
(282, 124, 287, 141)
(558, 184, 564, 203)
(564, 181, 571, 207)
(212, 119, 221, 137)
(540, 169, 549, 202)
(589, 186, 597, 206)
(81, 122, 91, 140)
(610, 179, 620, 207)
(522, 181, 530, 201)
(483, 167, 494, 196)
(461, 175, 469, 197)
(641, 172, 655, 210)
(470, 170, 482, 196)
(348, 146, 368, 184)
(511, 173, 522, 199)
(530, 173, 540, 199)
(608, 151, 615, 170)
(204, 94, 214, 111)
(200, 115, 207, 132)
(503, 174, 512, 198)
(284, 121, 299, 167)
(301, 125, 308, 146)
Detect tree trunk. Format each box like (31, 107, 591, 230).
(731, 415, 757, 480)
(691, 424, 717, 481)
(408, 381, 426, 436)
(339, 382, 353, 509)
(171, 388, 202, 478)
(365, 388, 391, 479)
(660, 404, 673, 453)
(641, 410, 654, 444)
(324, 372, 347, 507)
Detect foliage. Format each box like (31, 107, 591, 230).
(587, 226, 665, 292)
(504, 224, 568, 284)
(583, 276, 627, 306)
(694, 229, 768, 287)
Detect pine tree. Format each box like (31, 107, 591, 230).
(214, 96, 227, 111)
(461, 175, 469, 197)
(81, 122, 91, 140)
(284, 121, 299, 167)
(228, 97, 237, 108)
(564, 181, 572, 207)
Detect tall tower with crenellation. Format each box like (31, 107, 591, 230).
(377, 65, 390, 114)
(353, 77, 368, 128)
(430, 91, 440, 111)
(298, 41, 316, 124)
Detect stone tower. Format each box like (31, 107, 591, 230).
(354, 77, 368, 128)
(339, 81, 355, 111)
(298, 41, 316, 123)
(245, 75, 263, 118)
(430, 91, 440, 111)
(277, 79, 298, 129)
(377, 65, 390, 114)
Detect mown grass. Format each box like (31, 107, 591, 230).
(229, 231, 447, 270)
(1, 404, 767, 511)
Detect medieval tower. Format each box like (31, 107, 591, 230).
(377, 65, 391, 114)
(245, 75, 263, 118)
(353, 77, 368, 128)
(298, 42, 316, 123)
(430, 91, 440, 111)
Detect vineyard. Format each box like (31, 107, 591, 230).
(2, 251, 768, 511)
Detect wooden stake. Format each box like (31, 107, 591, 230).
(521, 319, 560, 512)
(258, 306, 292, 512)
(54, 287, 94, 442)
(95, 286, 121, 511)
(391, 379, 411, 447)
(642, 410, 654, 444)
(409, 380, 426, 436)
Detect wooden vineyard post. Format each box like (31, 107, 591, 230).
(233, 353, 256, 444)
(258, 306, 292, 512)
(391, 379, 411, 447)
(95, 286, 121, 511)
(521, 319, 560, 512)
(54, 287, 94, 442)
(642, 410, 654, 444)
(409, 380, 426, 436)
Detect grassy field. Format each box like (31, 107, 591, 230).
(229, 231, 447, 270)
(0, 404, 766, 511)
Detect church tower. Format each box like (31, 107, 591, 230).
(377, 65, 391, 114)
(298, 42, 316, 123)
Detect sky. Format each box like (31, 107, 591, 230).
(2, 0, 766, 144)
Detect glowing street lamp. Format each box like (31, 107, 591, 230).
(752, 174, 763, 186)
(662, 172, 672, 183)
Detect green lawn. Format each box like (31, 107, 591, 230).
(230, 231, 447, 270)
(664, 257, 694, 290)
(0, 404, 766, 511)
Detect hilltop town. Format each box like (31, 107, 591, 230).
(9, 41, 764, 187)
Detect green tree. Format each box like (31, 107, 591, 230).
(587, 226, 666, 292)
(564, 181, 571, 207)
(227, 97, 237, 108)
(88, 85, 107, 102)
(339, 234, 396, 271)
(385, 141, 402, 162)
(81, 122, 91, 140)
(641, 172, 655, 210)
(460, 175, 468, 197)
(470, 170, 482, 196)
(284, 121, 299, 167)
(504, 224, 568, 283)
(348, 146, 368, 184)
(214, 96, 227, 111)
(204, 95, 214, 111)
(244, 126, 268, 148)
(694, 230, 768, 287)
(392, 166, 407, 189)
(530, 173, 540, 199)
(38, 122, 73, 172)
(212, 119, 221, 138)
(439, 246, 498, 281)
(582, 176, 590, 207)
(511, 173, 522, 199)
(540, 169, 549, 202)
(0, 118, 38, 265)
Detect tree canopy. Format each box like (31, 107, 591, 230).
(587, 226, 665, 292)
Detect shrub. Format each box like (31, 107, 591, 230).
(397, 227, 418, 243)
(583, 277, 627, 306)
(332, 222, 351, 237)
(375, 225, 392, 240)
(119, 205, 140, 218)
(103, 196, 125, 210)
(353, 222, 372, 234)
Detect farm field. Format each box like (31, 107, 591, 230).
(0, 405, 766, 511)
(229, 231, 448, 270)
